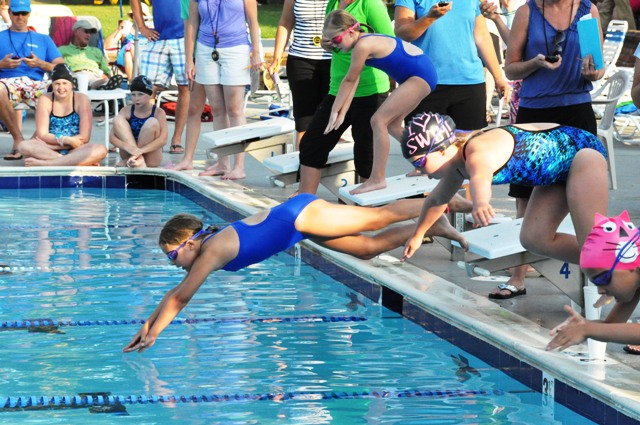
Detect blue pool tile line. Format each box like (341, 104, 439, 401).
(0, 173, 636, 425)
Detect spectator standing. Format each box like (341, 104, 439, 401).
(495, 0, 604, 299)
(394, 0, 509, 133)
(172, 0, 262, 179)
(297, 0, 393, 195)
(267, 0, 332, 149)
(0, 0, 64, 161)
(598, 0, 636, 33)
(18, 64, 107, 166)
(131, 0, 188, 155)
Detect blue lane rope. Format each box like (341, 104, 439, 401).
(0, 388, 505, 410)
(0, 223, 163, 231)
(0, 263, 179, 273)
(1, 315, 367, 330)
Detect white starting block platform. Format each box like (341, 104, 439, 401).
(338, 174, 440, 206)
(200, 117, 295, 163)
(453, 216, 585, 306)
(262, 142, 357, 197)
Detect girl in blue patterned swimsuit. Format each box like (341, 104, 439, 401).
(18, 63, 107, 166)
(110, 75, 168, 168)
(401, 112, 609, 279)
(123, 194, 471, 353)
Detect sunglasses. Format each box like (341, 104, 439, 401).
(81, 28, 98, 34)
(552, 31, 565, 56)
(330, 23, 360, 46)
(11, 11, 29, 16)
(591, 230, 640, 286)
(166, 229, 210, 262)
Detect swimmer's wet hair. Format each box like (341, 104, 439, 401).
(159, 214, 219, 246)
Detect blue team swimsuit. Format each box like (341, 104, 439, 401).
(361, 34, 437, 88)
(128, 104, 156, 142)
(207, 194, 319, 272)
(49, 93, 80, 156)
(466, 125, 607, 186)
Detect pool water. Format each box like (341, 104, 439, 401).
(0, 188, 595, 424)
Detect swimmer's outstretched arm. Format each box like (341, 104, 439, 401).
(123, 252, 222, 353)
(404, 173, 464, 259)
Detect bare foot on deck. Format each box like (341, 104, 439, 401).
(127, 156, 146, 168)
(448, 193, 473, 213)
(167, 159, 194, 171)
(115, 160, 127, 167)
(199, 162, 230, 177)
(220, 169, 246, 180)
(427, 214, 467, 250)
(24, 158, 46, 167)
(349, 178, 387, 195)
(405, 169, 424, 177)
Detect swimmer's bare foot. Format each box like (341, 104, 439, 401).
(349, 178, 387, 195)
(127, 156, 146, 168)
(220, 168, 246, 180)
(167, 159, 194, 171)
(427, 214, 467, 250)
(199, 161, 230, 177)
(447, 193, 473, 213)
(115, 160, 127, 167)
(24, 157, 46, 167)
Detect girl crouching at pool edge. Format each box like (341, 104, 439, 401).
(123, 194, 471, 353)
(546, 211, 640, 352)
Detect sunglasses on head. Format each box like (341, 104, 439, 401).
(166, 229, 210, 262)
(11, 11, 29, 16)
(591, 230, 640, 286)
(330, 23, 360, 46)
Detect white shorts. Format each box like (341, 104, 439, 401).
(195, 42, 251, 86)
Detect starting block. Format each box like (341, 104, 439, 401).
(262, 142, 357, 197)
(338, 174, 441, 206)
(453, 217, 585, 307)
(199, 117, 295, 163)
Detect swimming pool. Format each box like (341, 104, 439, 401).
(0, 174, 630, 424)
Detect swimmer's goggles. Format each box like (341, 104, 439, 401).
(591, 229, 640, 286)
(166, 229, 211, 261)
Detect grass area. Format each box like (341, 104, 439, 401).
(63, 3, 284, 39)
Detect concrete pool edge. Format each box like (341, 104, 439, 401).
(1, 166, 638, 423)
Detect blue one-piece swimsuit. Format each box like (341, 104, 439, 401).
(49, 93, 80, 156)
(468, 125, 607, 186)
(221, 194, 318, 271)
(128, 104, 156, 142)
(362, 34, 437, 88)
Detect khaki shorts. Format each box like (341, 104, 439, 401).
(0, 77, 49, 108)
(195, 42, 250, 86)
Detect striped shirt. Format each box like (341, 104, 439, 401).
(289, 0, 332, 60)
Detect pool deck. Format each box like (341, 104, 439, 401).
(2, 105, 640, 422)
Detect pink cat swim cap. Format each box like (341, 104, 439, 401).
(580, 211, 640, 270)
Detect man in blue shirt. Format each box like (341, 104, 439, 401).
(0, 0, 63, 160)
(131, 0, 188, 155)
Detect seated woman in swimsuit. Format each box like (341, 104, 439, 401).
(18, 64, 108, 166)
(123, 194, 471, 353)
(321, 9, 437, 195)
(401, 112, 610, 297)
(110, 75, 168, 168)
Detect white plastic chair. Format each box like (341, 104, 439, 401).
(591, 70, 630, 190)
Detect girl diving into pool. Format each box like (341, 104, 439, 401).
(321, 9, 437, 195)
(401, 112, 610, 290)
(123, 194, 470, 353)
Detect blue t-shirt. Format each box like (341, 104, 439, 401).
(0, 30, 61, 80)
(196, 0, 249, 49)
(518, 0, 592, 108)
(394, 0, 484, 85)
(152, 0, 185, 40)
